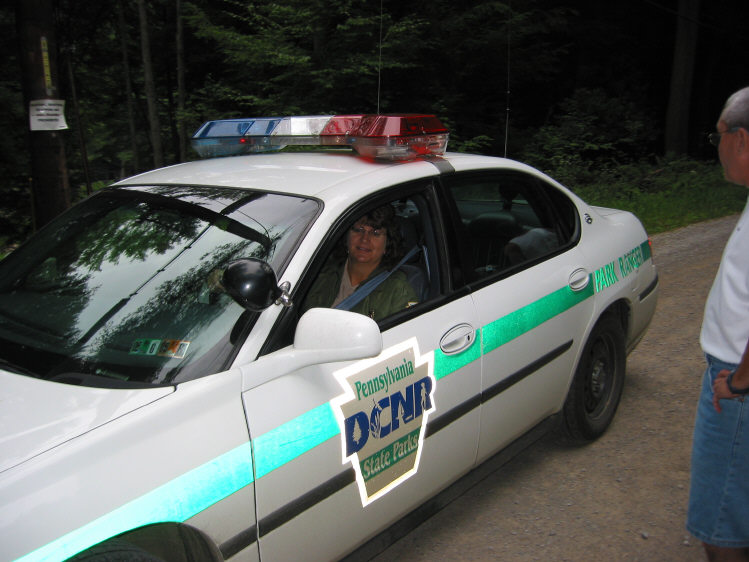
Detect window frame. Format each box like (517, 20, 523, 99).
(258, 179, 452, 356)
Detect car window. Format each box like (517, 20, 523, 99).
(0, 187, 319, 387)
(443, 171, 579, 281)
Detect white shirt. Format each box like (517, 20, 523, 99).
(701, 197, 749, 363)
(331, 265, 357, 308)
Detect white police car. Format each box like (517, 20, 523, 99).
(0, 114, 658, 561)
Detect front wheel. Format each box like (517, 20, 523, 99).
(562, 314, 626, 443)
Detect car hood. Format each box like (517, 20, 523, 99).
(0, 370, 174, 473)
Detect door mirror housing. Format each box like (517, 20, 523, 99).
(294, 307, 382, 360)
(241, 308, 382, 390)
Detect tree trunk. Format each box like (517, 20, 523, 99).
(15, 0, 71, 229)
(116, 0, 141, 174)
(137, 0, 163, 169)
(664, 0, 700, 156)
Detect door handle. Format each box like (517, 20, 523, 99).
(440, 323, 476, 355)
(568, 268, 590, 292)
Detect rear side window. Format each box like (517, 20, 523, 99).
(443, 171, 579, 281)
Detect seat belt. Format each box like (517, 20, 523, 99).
(334, 246, 420, 312)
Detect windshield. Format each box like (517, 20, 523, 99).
(0, 186, 319, 387)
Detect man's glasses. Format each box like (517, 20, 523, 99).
(708, 127, 741, 147)
(350, 225, 385, 239)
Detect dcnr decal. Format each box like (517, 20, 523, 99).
(331, 339, 435, 506)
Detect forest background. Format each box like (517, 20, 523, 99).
(3, 0, 749, 250)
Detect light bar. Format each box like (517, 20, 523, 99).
(190, 114, 449, 161)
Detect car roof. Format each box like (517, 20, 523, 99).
(113, 151, 543, 202)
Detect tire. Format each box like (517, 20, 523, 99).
(66, 539, 164, 561)
(67, 524, 222, 562)
(562, 314, 626, 443)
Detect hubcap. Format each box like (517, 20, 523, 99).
(585, 339, 611, 415)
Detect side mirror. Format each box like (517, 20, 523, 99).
(240, 308, 383, 390)
(294, 308, 382, 360)
(223, 258, 284, 311)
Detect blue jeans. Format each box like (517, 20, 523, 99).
(687, 354, 749, 547)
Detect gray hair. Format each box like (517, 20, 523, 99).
(721, 87, 749, 129)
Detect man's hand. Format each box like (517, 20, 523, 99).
(713, 369, 740, 413)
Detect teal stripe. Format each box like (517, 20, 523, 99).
(16, 442, 254, 562)
(251, 276, 597, 478)
(482, 279, 595, 355)
(640, 240, 651, 261)
(253, 402, 340, 479)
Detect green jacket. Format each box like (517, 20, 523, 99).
(302, 257, 418, 322)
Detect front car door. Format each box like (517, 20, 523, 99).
(240, 182, 482, 560)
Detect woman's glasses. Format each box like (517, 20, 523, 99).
(350, 225, 384, 239)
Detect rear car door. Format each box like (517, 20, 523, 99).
(240, 182, 482, 560)
(441, 170, 596, 462)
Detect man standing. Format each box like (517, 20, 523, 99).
(689, 86, 749, 562)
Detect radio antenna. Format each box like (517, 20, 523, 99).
(503, 1, 512, 157)
(377, 0, 384, 114)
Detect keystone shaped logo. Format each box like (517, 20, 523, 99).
(331, 338, 436, 506)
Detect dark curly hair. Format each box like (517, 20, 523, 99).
(351, 204, 403, 268)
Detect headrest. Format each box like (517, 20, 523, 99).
(468, 212, 519, 237)
(397, 215, 420, 248)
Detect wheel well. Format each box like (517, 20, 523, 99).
(601, 299, 630, 336)
(68, 522, 222, 562)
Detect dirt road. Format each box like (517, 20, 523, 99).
(371, 215, 739, 561)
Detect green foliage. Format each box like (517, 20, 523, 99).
(572, 158, 746, 234)
(520, 88, 656, 185)
(2, 0, 746, 252)
(183, 0, 387, 116)
(451, 135, 495, 154)
(512, 87, 746, 234)
(0, 7, 31, 242)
